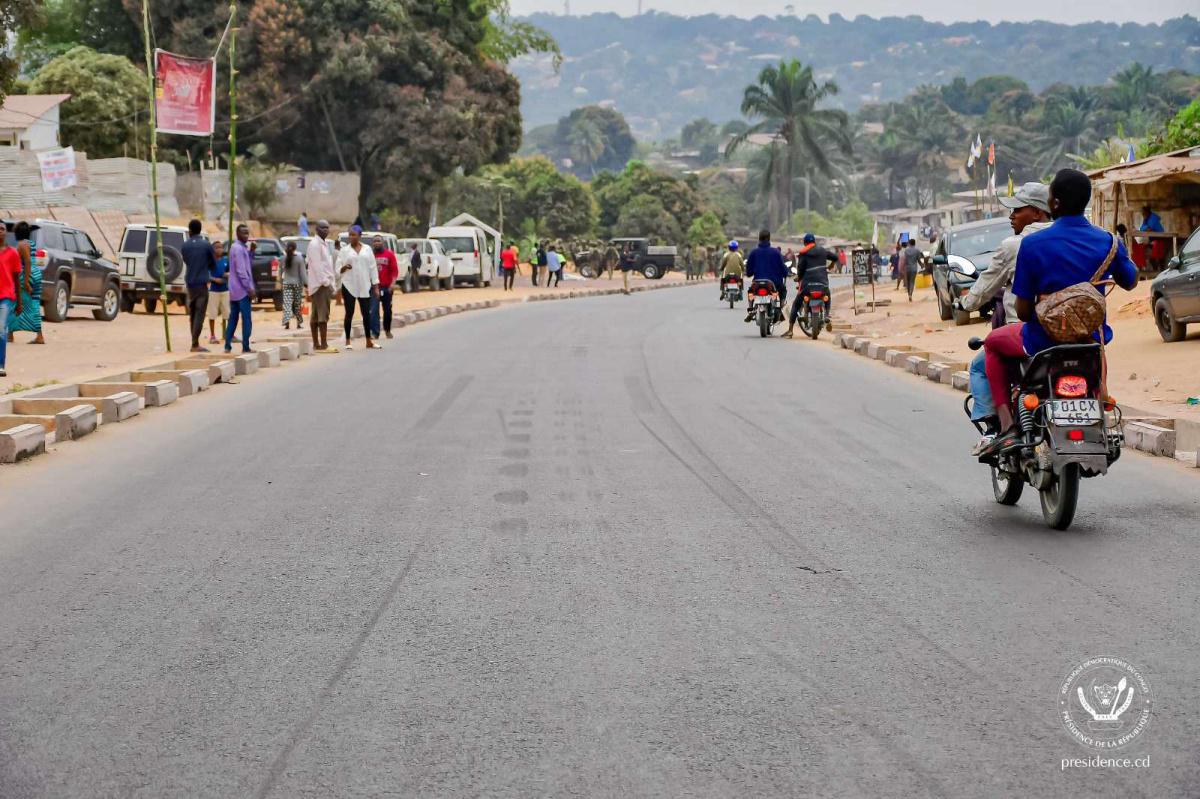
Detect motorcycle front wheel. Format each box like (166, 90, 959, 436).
(1039, 463, 1080, 530)
(990, 465, 1024, 505)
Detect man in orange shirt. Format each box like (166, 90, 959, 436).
(500, 242, 518, 291)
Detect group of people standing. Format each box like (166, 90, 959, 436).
(0, 220, 45, 378)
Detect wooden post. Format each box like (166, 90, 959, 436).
(227, 2, 238, 245)
(141, 0, 171, 352)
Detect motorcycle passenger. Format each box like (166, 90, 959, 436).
(783, 232, 838, 338)
(953, 182, 1052, 454)
(980, 168, 1138, 454)
(744, 229, 788, 323)
(719, 240, 744, 298)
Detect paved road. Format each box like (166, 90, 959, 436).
(1, 285, 1197, 797)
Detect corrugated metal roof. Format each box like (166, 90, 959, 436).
(0, 94, 70, 130)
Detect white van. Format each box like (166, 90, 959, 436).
(427, 226, 494, 287)
(398, 238, 453, 291)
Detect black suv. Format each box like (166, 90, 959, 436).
(3, 219, 121, 322)
(1150, 224, 1200, 342)
(250, 237, 285, 310)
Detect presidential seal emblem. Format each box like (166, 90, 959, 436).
(1059, 656, 1152, 749)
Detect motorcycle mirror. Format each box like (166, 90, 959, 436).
(932, 254, 948, 265)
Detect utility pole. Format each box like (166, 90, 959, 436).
(227, 1, 238, 246)
(141, 0, 171, 352)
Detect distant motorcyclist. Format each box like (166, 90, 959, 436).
(744, 229, 788, 323)
(719, 240, 744, 298)
(782, 232, 837, 338)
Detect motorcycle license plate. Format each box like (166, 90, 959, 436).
(1049, 399, 1101, 425)
(810, 301, 824, 310)
(755, 296, 772, 305)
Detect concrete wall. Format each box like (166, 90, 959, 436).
(176, 169, 360, 227)
(0, 147, 179, 217)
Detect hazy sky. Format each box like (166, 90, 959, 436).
(513, 0, 1194, 25)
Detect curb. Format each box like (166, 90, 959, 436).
(828, 325, 1200, 470)
(1, 283, 690, 468)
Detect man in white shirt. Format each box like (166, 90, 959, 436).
(305, 219, 336, 351)
(336, 225, 381, 350)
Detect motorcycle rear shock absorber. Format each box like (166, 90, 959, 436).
(1017, 393, 1037, 435)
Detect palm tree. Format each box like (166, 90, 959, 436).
(887, 98, 960, 207)
(1035, 97, 1097, 175)
(726, 59, 852, 226)
(568, 119, 605, 178)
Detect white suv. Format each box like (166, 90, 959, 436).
(117, 223, 192, 313)
(398, 238, 453, 291)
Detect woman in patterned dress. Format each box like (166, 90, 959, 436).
(7, 221, 44, 344)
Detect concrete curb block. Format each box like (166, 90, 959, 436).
(79, 380, 177, 407)
(950, 371, 971, 391)
(1124, 419, 1176, 457)
(130, 369, 209, 396)
(904, 355, 930, 374)
(257, 347, 281, 368)
(266, 340, 302, 360)
(232, 354, 258, 375)
(53, 404, 98, 441)
(853, 338, 872, 355)
(0, 423, 45, 463)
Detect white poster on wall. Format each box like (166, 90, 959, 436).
(37, 146, 78, 192)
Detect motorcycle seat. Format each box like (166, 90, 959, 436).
(1020, 343, 1102, 383)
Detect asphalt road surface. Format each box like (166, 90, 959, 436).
(2, 284, 1197, 798)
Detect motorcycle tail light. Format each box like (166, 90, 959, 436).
(1067, 429, 1084, 441)
(1022, 394, 1040, 411)
(809, 290, 824, 298)
(756, 288, 768, 296)
(1055, 375, 1088, 398)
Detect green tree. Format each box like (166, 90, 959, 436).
(726, 59, 853, 226)
(441, 156, 595, 239)
(567, 119, 605, 177)
(29, 46, 143, 157)
(1035, 95, 1097, 174)
(686, 210, 724, 248)
(16, 0, 140, 70)
(592, 160, 704, 238)
(553, 105, 636, 177)
(680, 118, 717, 149)
(615, 194, 681, 243)
(0, 0, 42, 102)
(1143, 97, 1200, 156)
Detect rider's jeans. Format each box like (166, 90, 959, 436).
(968, 351, 995, 421)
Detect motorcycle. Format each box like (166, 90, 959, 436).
(749, 279, 782, 338)
(795, 285, 829, 340)
(965, 337, 1123, 530)
(722, 275, 743, 308)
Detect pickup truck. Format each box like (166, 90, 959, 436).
(610, 238, 676, 279)
(249, 237, 286, 309)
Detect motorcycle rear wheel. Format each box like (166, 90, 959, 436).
(797, 311, 812, 337)
(809, 313, 822, 340)
(1039, 463, 1080, 530)
(990, 465, 1024, 505)
(758, 309, 769, 337)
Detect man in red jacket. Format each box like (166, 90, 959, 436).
(371, 235, 400, 339)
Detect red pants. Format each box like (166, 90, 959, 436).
(984, 323, 1026, 412)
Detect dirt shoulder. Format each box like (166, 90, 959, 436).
(830, 280, 1200, 423)
(3, 269, 690, 394)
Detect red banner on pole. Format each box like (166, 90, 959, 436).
(155, 50, 216, 136)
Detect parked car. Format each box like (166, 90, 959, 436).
(249, 237, 286, 309)
(610, 237, 676, 279)
(117, 223, 191, 313)
(4, 218, 121, 322)
(930, 218, 1011, 325)
(427, 226, 494, 287)
(398, 238, 453, 291)
(1150, 224, 1200, 342)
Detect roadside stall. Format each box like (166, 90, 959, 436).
(1088, 147, 1200, 272)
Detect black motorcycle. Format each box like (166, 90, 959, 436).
(722, 275, 744, 308)
(795, 285, 829, 340)
(749, 279, 782, 338)
(966, 337, 1123, 530)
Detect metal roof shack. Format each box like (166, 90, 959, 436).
(1088, 146, 1200, 261)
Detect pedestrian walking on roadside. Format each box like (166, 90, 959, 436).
(207, 240, 230, 344)
(620, 242, 636, 294)
(8, 222, 44, 345)
(337, 225, 381, 350)
(298, 211, 309, 237)
(371, 234, 399, 339)
(305, 220, 336, 350)
(224, 224, 257, 354)
(0, 221, 24, 377)
(901, 238, 923, 302)
(545, 243, 563, 287)
(500, 242, 518, 290)
(533, 241, 546, 286)
(280, 240, 306, 330)
(890, 243, 902, 290)
(181, 218, 215, 352)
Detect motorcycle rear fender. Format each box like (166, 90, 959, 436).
(1045, 425, 1109, 475)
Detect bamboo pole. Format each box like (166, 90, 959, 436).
(227, 2, 238, 246)
(141, 0, 171, 352)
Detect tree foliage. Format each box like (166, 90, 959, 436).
(686, 210, 724, 248)
(0, 0, 42, 102)
(441, 156, 595, 239)
(28, 46, 143, 158)
(592, 160, 704, 239)
(548, 105, 636, 177)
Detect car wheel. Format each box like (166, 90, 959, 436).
(119, 291, 135, 313)
(1154, 298, 1186, 342)
(642, 263, 661, 280)
(45, 279, 70, 322)
(143, 296, 158, 314)
(935, 285, 953, 321)
(93, 283, 120, 321)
